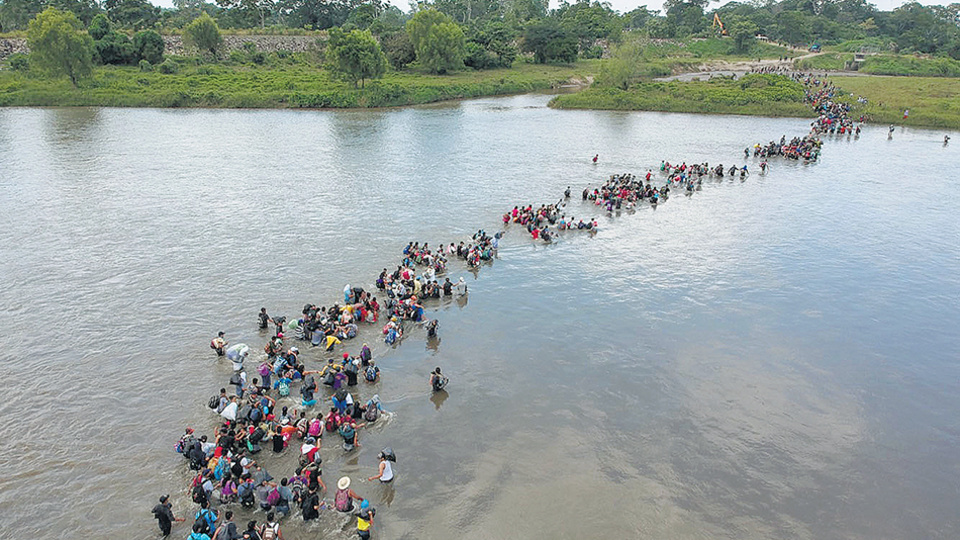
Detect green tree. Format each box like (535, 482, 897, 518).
(88, 13, 112, 40)
(104, 0, 161, 29)
(406, 9, 466, 73)
(183, 12, 223, 56)
(522, 17, 577, 64)
(133, 29, 165, 64)
(597, 38, 643, 89)
(27, 7, 94, 86)
(325, 27, 387, 87)
(95, 30, 136, 64)
(380, 30, 416, 69)
(728, 17, 758, 53)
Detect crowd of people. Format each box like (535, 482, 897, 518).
(157, 71, 879, 539)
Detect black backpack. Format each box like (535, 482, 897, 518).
(193, 510, 212, 535)
(192, 484, 207, 505)
(208, 396, 219, 409)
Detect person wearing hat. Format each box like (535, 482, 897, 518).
(357, 499, 376, 540)
(151, 494, 184, 536)
(334, 477, 362, 512)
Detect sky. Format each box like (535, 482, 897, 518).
(149, 0, 945, 18)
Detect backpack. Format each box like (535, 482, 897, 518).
(308, 419, 322, 437)
(363, 407, 379, 422)
(322, 371, 335, 386)
(213, 458, 228, 481)
(249, 407, 263, 423)
(261, 523, 279, 540)
(304, 375, 316, 391)
(238, 483, 255, 507)
(192, 484, 207, 505)
(385, 329, 397, 345)
(277, 380, 290, 397)
(257, 363, 271, 377)
(194, 509, 214, 535)
(335, 489, 351, 512)
(266, 488, 281, 506)
(325, 415, 338, 432)
(208, 395, 219, 409)
(364, 366, 378, 382)
(339, 424, 355, 443)
(229, 373, 242, 386)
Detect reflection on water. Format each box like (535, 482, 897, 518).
(0, 96, 958, 540)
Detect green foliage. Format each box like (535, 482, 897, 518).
(597, 38, 644, 89)
(95, 31, 136, 65)
(522, 18, 577, 64)
(8, 52, 30, 71)
(183, 12, 222, 56)
(26, 7, 94, 86)
(325, 27, 386, 87)
(138, 58, 152, 71)
(0, 58, 599, 109)
(88, 13, 112, 40)
(464, 41, 497, 70)
(158, 58, 179, 73)
(552, 74, 809, 117)
(859, 54, 960, 77)
(727, 18, 758, 53)
(381, 31, 415, 70)
(104, 0, 161, 29)
(132, 29, 164, 64)
(406, 10, 465, 74)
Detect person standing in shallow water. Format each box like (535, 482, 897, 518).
(151, 494, 184, 536)
(258, 308, 270, 330)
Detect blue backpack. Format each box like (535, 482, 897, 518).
(385, 329, 397, 345)
(364, 366, 378, 382)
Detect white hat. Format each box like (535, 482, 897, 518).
(337, 476, 351, 490)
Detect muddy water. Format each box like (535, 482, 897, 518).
(0, 96, 958, 539)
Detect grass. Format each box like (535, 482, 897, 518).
(620, 37, 797, 77)
(549, 73, 812, 117)
(796, 51, 960, 77)
(830, 75, 960, 129)
(0, 58, 599, 108)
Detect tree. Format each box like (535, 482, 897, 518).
(597, 38, 643, 89)
(325, 27, 387, 87)
(522, 18, 577, 64)
(406, 9, 466, 73)
(183, 12, 223, 56)
(95, 30, 136, 64)
(104, 0, 161, 29)
(88, 13, 112, 40)
(380, 30, 416, 69)
(133, 29, 165, 64)
(27, 7, 94, 86)
(728, 17, 758, 53)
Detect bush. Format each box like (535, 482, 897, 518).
(8, 53, 29, 71)
(183, 12, 222, 57)
(133, 30, 164, 64)
(95, 31, 136, 65)
(229, 50, 246, 63)
(464, 41, 496, 70)
(158, 59, 178, 74)
(580, 44, 604, 59)
(139, 59, 152, 71)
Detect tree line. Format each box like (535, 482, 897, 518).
(7, 0, 960, 89)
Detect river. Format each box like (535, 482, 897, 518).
(0, 95, 958, 540)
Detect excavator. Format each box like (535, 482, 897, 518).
(712, 13, 728, 36)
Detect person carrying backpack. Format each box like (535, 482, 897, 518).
(259, 512, 282, 540)
(430, 367, 448, 392)
(334, 477, 362, 513)
(193, 501, 218, 537)
(364, 361, 379, 383)
(189, 522, 212, 540)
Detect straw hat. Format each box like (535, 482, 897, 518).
(338, 476, 351, 490)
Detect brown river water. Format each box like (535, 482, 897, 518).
(0, 95, 958, 539)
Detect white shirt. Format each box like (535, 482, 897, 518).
(380, 460, 394, 482)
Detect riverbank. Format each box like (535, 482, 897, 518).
(830, 75, 960, 130)
(549, 74, 812, 118)
(0, 60, 598, 108)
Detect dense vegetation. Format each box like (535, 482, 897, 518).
(0, 53, 598, 107)
(551, 73, 813, 117)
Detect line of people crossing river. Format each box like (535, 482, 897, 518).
(155, 72, 866, 539)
